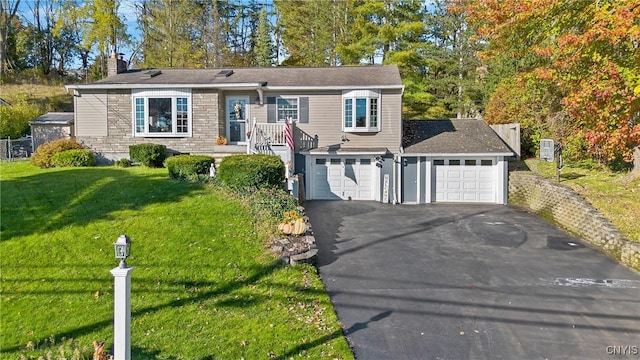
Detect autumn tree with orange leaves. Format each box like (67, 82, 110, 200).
(452, 0, 640, 165)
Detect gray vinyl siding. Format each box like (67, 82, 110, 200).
(249, 89, 402, 152)
(75, 91, 108, 136)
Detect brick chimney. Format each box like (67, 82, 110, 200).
(107, 50, 127, 77)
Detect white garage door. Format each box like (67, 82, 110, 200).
(435, 159, 496, 203)
(312, 157, 374, 200)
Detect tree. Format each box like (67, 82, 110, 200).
(0, 0, 20, 77)
(339, 0, 425, 65)
(455, 0, 640, 163)
(275, 0, 349, 66)
(27, 0, 55, 75)
(418, 0, 483, 118)
(252, 6, 275, 66)
(138, 0, 204, 68)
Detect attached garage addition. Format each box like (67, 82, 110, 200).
(400, 119, 513, 205)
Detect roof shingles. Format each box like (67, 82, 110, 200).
(402, 119, 513, 154)
(92, 65, 402, 88)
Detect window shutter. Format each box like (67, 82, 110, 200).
(299, 97, 309, 123)
(267, 97, 276, 123)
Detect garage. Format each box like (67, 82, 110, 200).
(400, 119, 514, 205)
(434, 158, 496, 202)
(310, 156, 375, 200)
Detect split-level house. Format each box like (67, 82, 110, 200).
(66, 56, 512, 204)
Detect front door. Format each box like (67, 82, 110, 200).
(226, 96, 249, 144)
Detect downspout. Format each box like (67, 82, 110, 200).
(256, 85, 265, 105)
(393, 146, 404, 204)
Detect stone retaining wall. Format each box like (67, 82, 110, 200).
(509, 171, 640, 271)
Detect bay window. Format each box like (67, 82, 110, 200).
(132, 89, 192, 137)
(343, 90, 380, 132)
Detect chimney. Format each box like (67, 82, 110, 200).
(107, 50, 127, 77)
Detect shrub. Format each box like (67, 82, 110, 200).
(0, 102, 40, 139)
(30, 138, 84, 168)
(247, 187, 298, 220)
(115, 158, 133, 167)
(217, 154, 285, 190)
(166, 155, 215, 180)
(51, 149, 96, 167)
(129, 143, 167, 167)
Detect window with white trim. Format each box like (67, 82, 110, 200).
(132, 89, 192, 137)
(343, 90, 381, 132)
(277, 97, 298, 122)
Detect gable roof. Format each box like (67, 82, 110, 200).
(67, 65, 403, 91)
(402, 119, 513, 155)
(29, 112, 74, 125)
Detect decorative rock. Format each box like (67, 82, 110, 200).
(290, 249, 318, 265)
(271, 245, 284, 253)
(278, 238, 290, 245)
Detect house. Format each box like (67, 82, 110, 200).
(65, 55, 512, 204)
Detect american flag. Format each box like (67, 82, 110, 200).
(285, 118, 294, 150)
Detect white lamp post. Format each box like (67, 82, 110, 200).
(110, 235, 133, 360)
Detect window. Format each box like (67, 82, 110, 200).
(277, 98, 298, 122)
(465, 160, 476, 166)
(343, 90, 381, 132)
(434, 159, 445, 166)
(132, 89, 191, 137)
(449, 160, 461, 166)
(481, 160, 493, 166)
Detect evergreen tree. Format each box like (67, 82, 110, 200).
(275, 0, 349, 66)
(252, 6, 275, 67)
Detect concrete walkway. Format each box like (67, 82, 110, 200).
(306, 201, 640, 360)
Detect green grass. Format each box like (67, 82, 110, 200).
(0, 161, 352, 359)
(524, 159, 640, 242)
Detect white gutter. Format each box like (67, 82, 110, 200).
(403, 152, 514, 157)
(263, 85, 404, 91)
(65, 82, 265, 91)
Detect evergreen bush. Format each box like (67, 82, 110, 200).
(129, 143, 167, 167)
(115, 158, 133, 167)
(217, 154, 285, 190)
(166, 155, 215, 180)
(50, 149, 96, 167)
(30, 138, 84, 168)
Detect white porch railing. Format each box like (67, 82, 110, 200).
(247, 122, 290, 154)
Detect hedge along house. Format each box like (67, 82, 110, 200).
(65, 55, 404, 202)
(399, 119, 514, 204)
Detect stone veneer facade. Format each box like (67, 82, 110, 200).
(77, 88, 223, 162)
(509, 171, 640, 271)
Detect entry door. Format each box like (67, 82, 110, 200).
(226, 96, 249, 144)
(402, 157, 418, 203)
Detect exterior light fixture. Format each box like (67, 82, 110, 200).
(114, 234, 131, 268)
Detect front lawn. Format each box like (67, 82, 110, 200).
(0, 161, 352, 359)
(525, 159, 640, 242)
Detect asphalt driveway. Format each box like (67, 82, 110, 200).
(305, 201, 640, 360)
